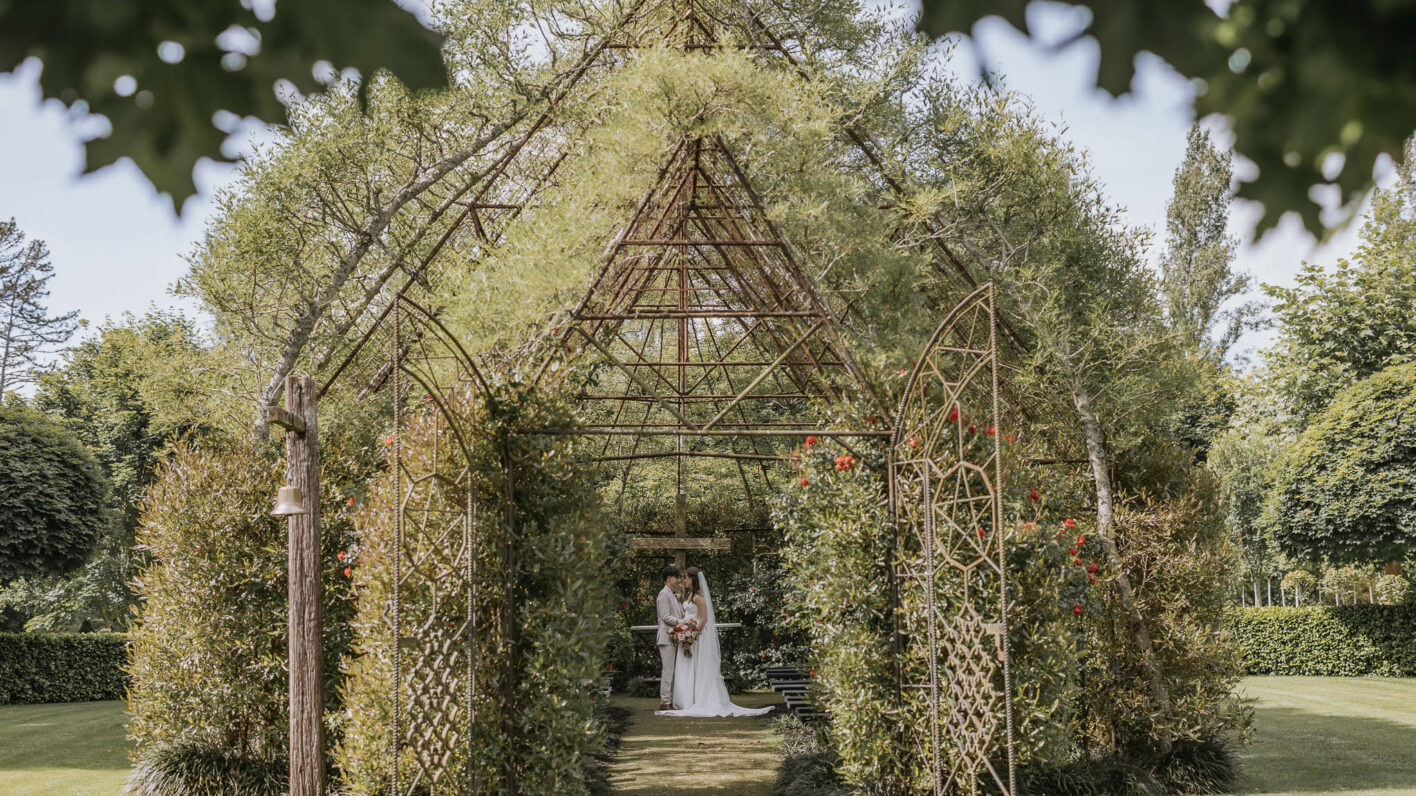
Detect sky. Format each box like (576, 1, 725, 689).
(0, 3, 1376, 369)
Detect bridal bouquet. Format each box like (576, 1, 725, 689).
(671, 619, 701, 657)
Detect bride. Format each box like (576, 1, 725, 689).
(657, 567, 772, 718)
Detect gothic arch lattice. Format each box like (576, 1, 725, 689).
(889, 284, 1017, 795)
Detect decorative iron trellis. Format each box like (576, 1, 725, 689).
(889, 283, 1016, 796)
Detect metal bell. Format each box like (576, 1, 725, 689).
(271, 485, 308, 517)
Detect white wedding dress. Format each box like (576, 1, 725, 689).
(657, 572, 772, 718)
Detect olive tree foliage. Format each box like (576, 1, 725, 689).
(0, 0, 447, 206)
(1264, 363, 1416, 565)
(890, 84, 1194, 749)
(177, 0, 641, 436)
(915, 0, 1416, 240)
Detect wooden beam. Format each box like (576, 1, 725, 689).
(282, 375, 323, 796)
(264, 405, 307, 434)
(630, 537, 732, 551)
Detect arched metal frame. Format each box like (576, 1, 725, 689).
(889, 283, 1017, 796)
(385, 295, 509, 795)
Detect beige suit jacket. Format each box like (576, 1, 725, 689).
(656, 585, 683, 646)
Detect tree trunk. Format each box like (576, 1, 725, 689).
(1253, 580, 1260, 606)
(1267, 578, 1273, 607)
(1280, 582, 1287, 606)
(1074, 386, 1173, 754)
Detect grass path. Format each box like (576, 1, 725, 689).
(1234, 676, 1416, 796)
(607, 691, 785, 795)
(0, 700, 129, 795)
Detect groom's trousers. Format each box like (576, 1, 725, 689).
(657, 643, 675, 706)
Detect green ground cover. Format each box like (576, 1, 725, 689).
(1, 679, 1412, 795)
(607, 691, 784, 795)
(1234, 676, 1416, 796)
(0, 700, 129, 796)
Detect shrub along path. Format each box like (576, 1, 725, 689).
(607, 691, 784, 795)
(0, 700, 129, 795)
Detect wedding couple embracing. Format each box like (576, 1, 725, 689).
(654, 565, 772, 717)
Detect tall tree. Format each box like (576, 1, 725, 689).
(1161, 125, 1254, 360)
(1263, 137, 1416, 422)
(0, 220, 78, 396)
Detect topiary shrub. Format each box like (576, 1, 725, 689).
(126, 439, 361, 795)
(336, 384, 618, 795)
(1230, 604, 1416, 675)
(0, 405, 110, 583)
(0, 632, 127, 703)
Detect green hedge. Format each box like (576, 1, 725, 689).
(0, 632, 129, 703)
(1230, 606, 1416, 676)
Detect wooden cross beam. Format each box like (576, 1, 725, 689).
(629, 537, 732, 551)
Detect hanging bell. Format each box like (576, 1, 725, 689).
(271, 485, 308, 517)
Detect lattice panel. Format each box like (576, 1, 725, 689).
(890, 284, 1016, 796)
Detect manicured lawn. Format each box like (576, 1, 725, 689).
(1234, 676, 1416, 796)
(2, 679, 1413, 795)
(0, 700, 129, 795)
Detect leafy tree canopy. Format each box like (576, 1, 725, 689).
(0, 0, 449, 208)
(916, 0, 1416, 238)
(1263, 143, 1416, 422)
(0, 405, 110, 583)
(1265, 362, 1416, 564)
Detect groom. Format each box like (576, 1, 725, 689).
(655, 565, 684, 711)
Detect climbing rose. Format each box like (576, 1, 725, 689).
(1068, 547, 1078, 556)
(1076, 535, 1086, 546)
(1088, 575, 1098, 585)
(866, 415, 876, 424)
(384, 436, 394, 446)
(985, 426, 996, 436)
(800, 477, 809, 487)
(804, 435, 818, 448)
(347, 496, 355, 506)
(1087, 563, 1099, 574)
(947, 407, 959, 422)
(1073, 558, 1083, 566)
(977, 527, 987, 538)
(1028, 488, 1040, 503)
(968, 424, 977, 434)
(343, 567, 352, 578)
(1064, 518, 1077, 529)
(337, 551, 346, 562)
(908, 437, 918, 449)
(1005, 434, 1016, 443)
(1073, 605, 1082, 616)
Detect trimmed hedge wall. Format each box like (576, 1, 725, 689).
(1231, 606, 1416, 676)
(0, 632, 129, 704)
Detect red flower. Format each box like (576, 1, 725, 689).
(834, 455, 856, 471)
(1028, 487, 1040, 503)
(968, 424, 977, 434)
(866, 415, 877, 425)
(978, 526, 987, 538)
(804, 435, 818, 448)
(1064, 518, 1077, 529)
(947, 406, 959, 422)
(897, 368, 908, 377)
(985, 426, 996, 436)
(384, 436, 394, 446)
(1068, 547, 1078, 556)
(750, 588, 757, 593)
(1088, 575, 1098, 585)
(347, 496, 356, 506)
(619, 602, 628, 611)
(908, 437, 918, 449)
(337, 551, 346, 562)
(809, 670, 815, 678)
(343, 567, 352, 578)
(1073, 605, 1083, 616)
(800, 477, 809, 487)
(1076, 535, 1086, 546)
(1005, 434, 1016, 443)
(607, 663, 614, 671)
(1073, 558, 1083, 566)
(1087, 563, 1099, 574)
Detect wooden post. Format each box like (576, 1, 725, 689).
(279, 374, 324, 796)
